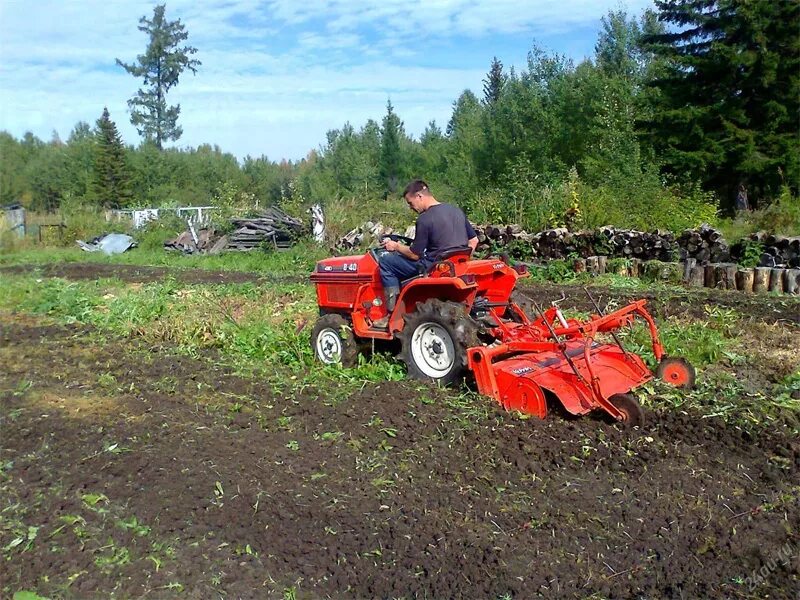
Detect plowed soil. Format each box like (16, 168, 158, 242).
(2, 313, 799, 598)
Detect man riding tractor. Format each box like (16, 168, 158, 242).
(374, 180, 478, 327)
(309, 181, 696, 425)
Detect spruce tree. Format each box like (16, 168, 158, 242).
(116, 4, 201, 149)
(92, 108, 133, 209)
(482, 57, 506, 106)
(379, 100, 403, 195)
(644, 0, 800, 205)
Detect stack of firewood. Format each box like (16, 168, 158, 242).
(597, 227, 677, 262)
(746, 232, 800, 268)
(676, 224, 730, 264)
(227, 207, 305, 251)
(337, 221, 395, 250)
(483, 226, 679, 262)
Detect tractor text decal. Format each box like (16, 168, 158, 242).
(511, 366, 534, 375)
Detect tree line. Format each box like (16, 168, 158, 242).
(1, 1, 797, 233)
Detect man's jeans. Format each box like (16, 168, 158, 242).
(378, 252, 431, 289)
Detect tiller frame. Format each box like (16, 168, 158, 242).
(468, 293, 665, 422)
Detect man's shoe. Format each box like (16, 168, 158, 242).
(384, 286, 400, 312)
(372, 315, 389, 328)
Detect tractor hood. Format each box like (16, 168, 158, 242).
(311, 253, 378, 282)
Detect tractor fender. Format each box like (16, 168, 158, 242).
(390, 279, 478, 332)
(398, 278, 477, 310)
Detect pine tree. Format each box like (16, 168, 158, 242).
(445, 90, 484, 192)
(482, 57, 506, 106)
(92, 108, 133, 209)
(379, 100, 403, 195)
(116, 4, 201, 149)
(644, 0, 800, 205)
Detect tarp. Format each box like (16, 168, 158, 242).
(77, 233, 137, 255)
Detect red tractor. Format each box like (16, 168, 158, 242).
(310, 235, 695, 425)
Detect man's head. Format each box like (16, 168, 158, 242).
(402, 180, 435, 213)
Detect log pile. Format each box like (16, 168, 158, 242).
(227, 207, 305, 251)
(338, 221, 396, 250)
(333, 219, 799, 294)
(676, 224, 730, 264)
(165, 207, 304, 254)
(684, 261, 800, 294)
(338, 221, 731, 265)
(164, 227, 224, 254)
(566, 256, 799, 294)
(730, 231, 800, 268)
(476, 225, 679, 262)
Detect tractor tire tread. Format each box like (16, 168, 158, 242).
(399, 299, 479, 385)
(311, 313, 360, 368)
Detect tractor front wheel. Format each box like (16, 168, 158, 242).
(311, 314, 359, 367)
(608, 393, 645, 427)
(399, 299, 479, 386)
(655, 356, 696, 390)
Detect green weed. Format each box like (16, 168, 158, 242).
(3, 525, 38, 554)
(12, 592, 49, 600)
(94, 544, 131, 571)
(117, 516, 151, 537)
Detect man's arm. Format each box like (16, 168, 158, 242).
(466, 220, 478, 252)
(385, 241, 419, 260)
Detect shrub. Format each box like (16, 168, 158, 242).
(735, 239, 764, 268)
(134, 212, 187, 251)
(578, 171, 719, 232)
(718, 188, 800, 240)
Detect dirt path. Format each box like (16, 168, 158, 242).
(1, 318, 798, 598)
(3, 262, 798, 326)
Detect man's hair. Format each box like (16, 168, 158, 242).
(403, 180, 431, 198)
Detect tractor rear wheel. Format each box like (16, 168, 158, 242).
(608, 393, 645, 427)
(399, 299, 479, 386)
(311, 314, 359, 367)
(655, 356, 696, 390)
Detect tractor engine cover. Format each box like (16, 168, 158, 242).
(311, 254, 378, 310)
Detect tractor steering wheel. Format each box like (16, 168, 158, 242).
(372, 233, 415, 259)
(379, 233, 415, 246)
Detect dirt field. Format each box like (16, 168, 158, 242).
(1, 263, 799, 599)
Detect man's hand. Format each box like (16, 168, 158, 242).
(381, 238, 400, 252)
(381, 238, 420, 260)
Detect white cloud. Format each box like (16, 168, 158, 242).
(0, 0, 655, 159)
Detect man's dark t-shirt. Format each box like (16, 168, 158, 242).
(410, 203, 474, 262)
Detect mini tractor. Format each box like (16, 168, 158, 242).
(310, 235, 695, 425)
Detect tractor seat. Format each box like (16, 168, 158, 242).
(399, 247, 472, 288)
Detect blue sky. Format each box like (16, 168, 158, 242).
(0, 0, 654, 161)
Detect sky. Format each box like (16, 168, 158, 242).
(0, 0, 655, 162)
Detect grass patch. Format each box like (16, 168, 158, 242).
(0, 240, 328, 276)
(0, 273, 405, 398)
(618, 305, 738, 369)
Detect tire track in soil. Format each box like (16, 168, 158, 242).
(1, 320, 798, 598)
